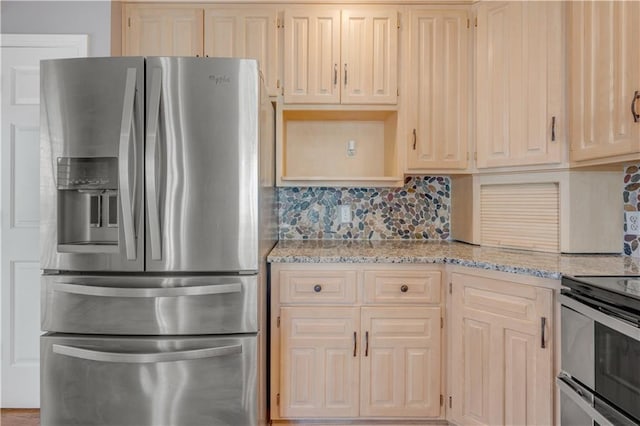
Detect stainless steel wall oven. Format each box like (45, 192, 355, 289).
(559, 276, 640, 426)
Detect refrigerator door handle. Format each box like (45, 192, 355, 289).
(52, 343, 242, 363)
(118, 67, 138, 260)
(146, 67, 162, 261)
(50, 282, 242, 298)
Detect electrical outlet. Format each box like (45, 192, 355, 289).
(339, 205, 351, 223)
(626, 212, 640, 234)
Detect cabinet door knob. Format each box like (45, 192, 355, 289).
(400, 284, 409, 293)
(313, 284, 322, 293)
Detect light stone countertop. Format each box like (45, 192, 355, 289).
(267, 240, 640, 280)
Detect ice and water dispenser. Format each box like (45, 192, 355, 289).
(56, 157, 119, 252)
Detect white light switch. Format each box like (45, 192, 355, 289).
(339, 205, 351, 223)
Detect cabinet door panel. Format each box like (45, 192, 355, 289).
(204, 8, 278, 96)
(520, 2, 563, 165)
(461, 318, 492, 425)
(569, 1, 640, 161)
(476, 2, 563, 168)
(476, 2, 517, 168)
(407, 10, 468, 171)
(450, 273, 553, 426)
(341, 9, 397, 104)
(360, 307, 441, 417)
(284, 8, 341, 103)
(124, 6, 203, 57)
(280, 307, 359, 418)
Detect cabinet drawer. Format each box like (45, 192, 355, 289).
(279, 270, 357, 304)
(363, 270, 441, 304)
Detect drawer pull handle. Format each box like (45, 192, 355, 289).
(51, 282, 241, 298)
(632, 90, 640, 123)
(541, 317, 547, 349)
(52, 343, 242, 363)
(400, 284, 409, 293)
(313, 284, 322, 293)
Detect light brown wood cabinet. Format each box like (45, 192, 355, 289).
(404, 8, 470, 172)
(203, 7, 278, 96)
(568, 1, 640, 164)
(283, 6, 398, 104)
(123, 5, 203, 57)
(449, 271, 554, 426)
(122, 4, 279, 95)
(475, 1, 564, 169)
(271, 265, 443, 421)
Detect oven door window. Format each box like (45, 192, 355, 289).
(595, 322, 640, 421)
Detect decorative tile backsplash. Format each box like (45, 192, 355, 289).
(278, 176, 450, 240)
(623, 164, 640, 256)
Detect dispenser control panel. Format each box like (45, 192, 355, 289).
(57, 157, 118, 190)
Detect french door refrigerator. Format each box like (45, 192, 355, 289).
(39, 57, 276, 426)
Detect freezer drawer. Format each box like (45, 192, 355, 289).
(42, 274, 258, 334)
(41, 334, 257, 426)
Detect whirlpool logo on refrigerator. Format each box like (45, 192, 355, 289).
(209, 75, 231, 85)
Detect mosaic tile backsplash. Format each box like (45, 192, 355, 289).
(278, 176, 450, 240)
(624, 164, 640, 256)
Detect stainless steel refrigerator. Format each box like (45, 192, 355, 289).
(39, 57, 276, 426)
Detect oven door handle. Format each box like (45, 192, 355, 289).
(52, 343, 242, 363)
(559, 294, 640, 341)
(50, 282, 242, 298)
(557, 374, 637, 426)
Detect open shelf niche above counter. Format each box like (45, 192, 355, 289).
(276, 104, 403, 187)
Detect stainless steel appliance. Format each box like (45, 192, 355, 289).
(39, 57, 276, 426)
(558, 276, 640, 426)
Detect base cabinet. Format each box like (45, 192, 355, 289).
(360, 307, 441, 418)
(272, 265, 443, 422)
(279, 307, 360, 418)
(449, 271, 554, 426)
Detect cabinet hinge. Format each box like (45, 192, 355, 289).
(440, 394, 444, 406)
(449, 282, 452, 294)
(277, 393, 280, 405)
(449, 396, 452, 408)
(277, 316, 280, 328)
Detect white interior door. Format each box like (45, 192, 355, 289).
(1, 34, 87, 408)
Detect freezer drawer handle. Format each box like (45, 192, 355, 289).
(51, 282, 242, 298)
(146, 67, 163, 261)
(118, 67, 138, 260)
(52, 343, 242, 363)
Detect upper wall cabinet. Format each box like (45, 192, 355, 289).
(204, 7, 278, 96)
(123, 4, 279, 96)
(284, 7, 398, 104)
(123, 5, 203, 57)
(404, 8, 470, 172)
(568, 1, 640, 164)
(475, 1, 564, 169)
